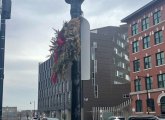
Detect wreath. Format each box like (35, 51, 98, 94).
(50, 18, 80, 83)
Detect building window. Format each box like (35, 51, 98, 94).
(144, 56, 151, 69)
(158, 73, 165, 88)
(66, 81, 69, 92)
(143, 36, 150, 49)
(153, 10, 161, 25)
(113, 58, 115, 64)
(132, 40, 139, 53)
(118, 71, 124, 78)
(68, 92, 71, 102)
(154, 30, 163, 44)
(156, 51, 164, 66)
(132, 23, 138, 35)
(147, 99, 155, 112)
(114, 81, 122, 84)
(91, 47, 95, 60)
(145, 76, 153, 90)
(117, 61, 125, 69)
(134, 79, 141, 91)
(142, 17, 149, 31)
(136, 100, 142, 112)
(94, 85, 98, 98)
(133, 59, 140, 72)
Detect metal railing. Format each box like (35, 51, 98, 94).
(92, 99, 131, 120)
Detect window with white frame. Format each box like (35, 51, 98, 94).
(156, 51, 164, 66)
(142, 17, 149, 31)
(153, 10, 161, 25)
(143, 36, 150, 49)
(154, 30, 163, 45)
(132, 40, 139, 53)
(132, 23, 138, 35)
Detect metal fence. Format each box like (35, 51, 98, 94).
(92, 99, 132, 120)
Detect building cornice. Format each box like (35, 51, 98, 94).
(121, 0, 163, 22)
(130, 88, 165, 95)
(128, 20, 165, 40)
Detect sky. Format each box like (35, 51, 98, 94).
(3, 0, 152, 110)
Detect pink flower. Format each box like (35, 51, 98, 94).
(57, 32, 65, 46)
(57, 37, 65, 46)
(51, 72, 57, 84)
(54, 49, 58, 63)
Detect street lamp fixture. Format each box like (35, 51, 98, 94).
(30, 101, 35, 117)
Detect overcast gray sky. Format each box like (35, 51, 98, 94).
(3, 0, 151, 110)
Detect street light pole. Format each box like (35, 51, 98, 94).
(30, 101, 35, 117)
(138, 76, 150, 114)
(146, 88, 150, 115)
(0, 0, 11, 119)
(65, 1, 84, 120)
(34, 101, 35, 116)
(64, 92, 65, 120)
(0, 15, 5, 120)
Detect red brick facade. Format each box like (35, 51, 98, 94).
(122, 0, 165, 116)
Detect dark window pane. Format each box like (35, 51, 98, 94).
(134, 79, 141, 91)
(132, 23, 138, 35)
(132, 41, 139, 53)
(147, 99, 155, 112)
(142, 17, 149, 31)
(154, 30, 163, 44)
(145, 76, 152, 90)
(153, 10, 161, 25)
(158, 73, 165, 88)
(144, 56, 151, 69)
(143, 36, 150, 49)
(136, 100, 142, 112)
(156, 52, 164, 66)
(133, 59, 140, 72)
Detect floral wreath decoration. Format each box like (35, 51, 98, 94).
(49, 18, 81, 84)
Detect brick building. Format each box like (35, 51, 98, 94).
(38, 25, 130, 120)
(122, 0, 165, 116)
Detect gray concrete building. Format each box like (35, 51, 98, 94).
(2, 107, 17, 120)
(38, 25, 131, 120)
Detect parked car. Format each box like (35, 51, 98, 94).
(157, 116, 165, 120)
(128, 115, 160, 120)
(41, 117, 59, 120)
(32, 117, 39, 120)
(108, 116, 125, 120)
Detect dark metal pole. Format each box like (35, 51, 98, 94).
(0, 12, 6, 120)
(71, 60, 81, 120)
(146, 89, 149, 114)
(34, 101, 35, 117)
(138, 76, 150, 114)
(144, 77, 150, 115)
(65, 1, 84, 120)
(0, 0, 11, 119)
(64, 92, 65, 120)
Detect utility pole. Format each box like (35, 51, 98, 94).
(63, 92, 65, 120)
(34, 101, 35, 116)
(65, 0, 84, 120)
(64, 1, 90, 120)
(138, 76, 150, 114)
(0, 0, 11, 119)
